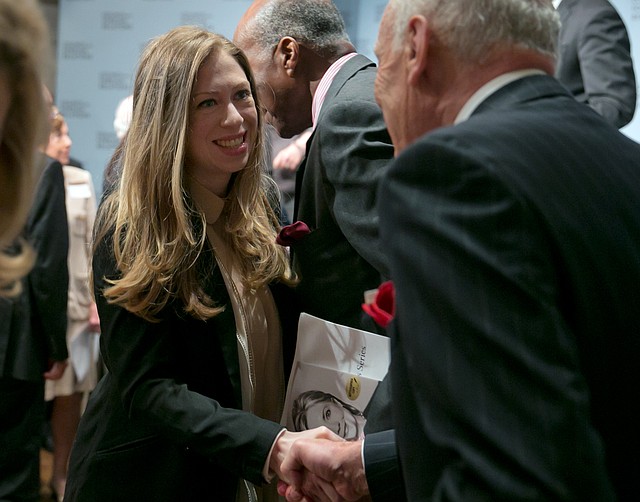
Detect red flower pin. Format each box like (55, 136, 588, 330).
(276, 221, 311, 246)
(362, 280, 395, 328)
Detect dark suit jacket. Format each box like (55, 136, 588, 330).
(380, 75, 640, 501)
(65, 230, 297, 501)
(0, 157, 68, 381)
(555, 0, 636, 128)
(291, 54, 394, 332)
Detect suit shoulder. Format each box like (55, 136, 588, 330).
(578, 0, 625, 24)
(332, 59, 378, 98)
(343, 64, 378, 89)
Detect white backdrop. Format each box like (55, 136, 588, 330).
(55, 0, 388, 194)
(56, 0, 640, 194)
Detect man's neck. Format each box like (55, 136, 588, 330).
(441, 48, 554, 126)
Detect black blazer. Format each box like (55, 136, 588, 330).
(291, 54, 394, 332)
(65, 231, 298, 501)
(380, 75, 640, 500)
(0, 157, 68, 381)
(555, 0, 636, 128)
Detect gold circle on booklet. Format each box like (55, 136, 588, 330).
(346, 376, 361, 401)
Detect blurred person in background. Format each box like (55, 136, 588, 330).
(102, 94, 133, 194)
(43, 110, 101, 502)
(113, 94, 133, 142)
(555, 0, 636, 128)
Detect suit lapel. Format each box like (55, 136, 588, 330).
(316, 54, 376, 125)
(293, 129, 314, 221)
(293, 54, 377, 220)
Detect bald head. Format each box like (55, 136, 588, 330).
(234, 0, 355, 137)
(235, 0, 267, 33)
(234, 0, 266, 47)
(234, 0, 353, 62)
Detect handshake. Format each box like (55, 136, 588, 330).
(269, 427, 371, 502)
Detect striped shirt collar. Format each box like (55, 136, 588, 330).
(311, 52, 359, 128)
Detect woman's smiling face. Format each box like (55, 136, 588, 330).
(185, 49, 258, 196)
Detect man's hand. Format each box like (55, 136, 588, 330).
(278, 437, 371, 502)
(273, 128, 312, 170)
(88, 301, 100, 333)
(270, 427, 344, 483)
(273, 142, 305, 171)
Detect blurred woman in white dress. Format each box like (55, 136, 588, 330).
(43, 110, 100, 501)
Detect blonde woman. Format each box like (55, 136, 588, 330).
(0, 0, 50, 295)
(65, 26, 335, 502)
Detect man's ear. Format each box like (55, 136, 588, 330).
(406, 15, 430, 86)
(274, 36, 300, 77)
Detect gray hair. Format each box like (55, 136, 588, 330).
(244, 0, 351, 61)
(388, 0, 559, 63)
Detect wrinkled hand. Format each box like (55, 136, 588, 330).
(270, 427, 343, 484)
(277, 437, 371, 502)
(44, 359, 68, 380)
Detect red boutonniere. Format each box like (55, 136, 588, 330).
(362, 280, 395, 328)
(276, 221, 311, 246)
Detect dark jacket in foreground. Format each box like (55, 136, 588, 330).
(381, 75, 640, 501)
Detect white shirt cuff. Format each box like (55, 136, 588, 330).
(263, 428, 287, 482)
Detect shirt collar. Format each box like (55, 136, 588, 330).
(553, 0, 562, 9)
(186, 175, 226, 225)
(454, 69, 546, 124)
(311, 52, 359, 128)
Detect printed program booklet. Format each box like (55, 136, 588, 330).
(281, 313, 390, 440)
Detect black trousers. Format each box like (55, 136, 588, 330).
(0, 378, 44, 502)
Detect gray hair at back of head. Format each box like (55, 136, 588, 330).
(388, 0, 559, 63)
(246, 0, 351, 61)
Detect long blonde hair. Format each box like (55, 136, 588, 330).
(94, 26, 294, 322)
(0, 0, 50, 296)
